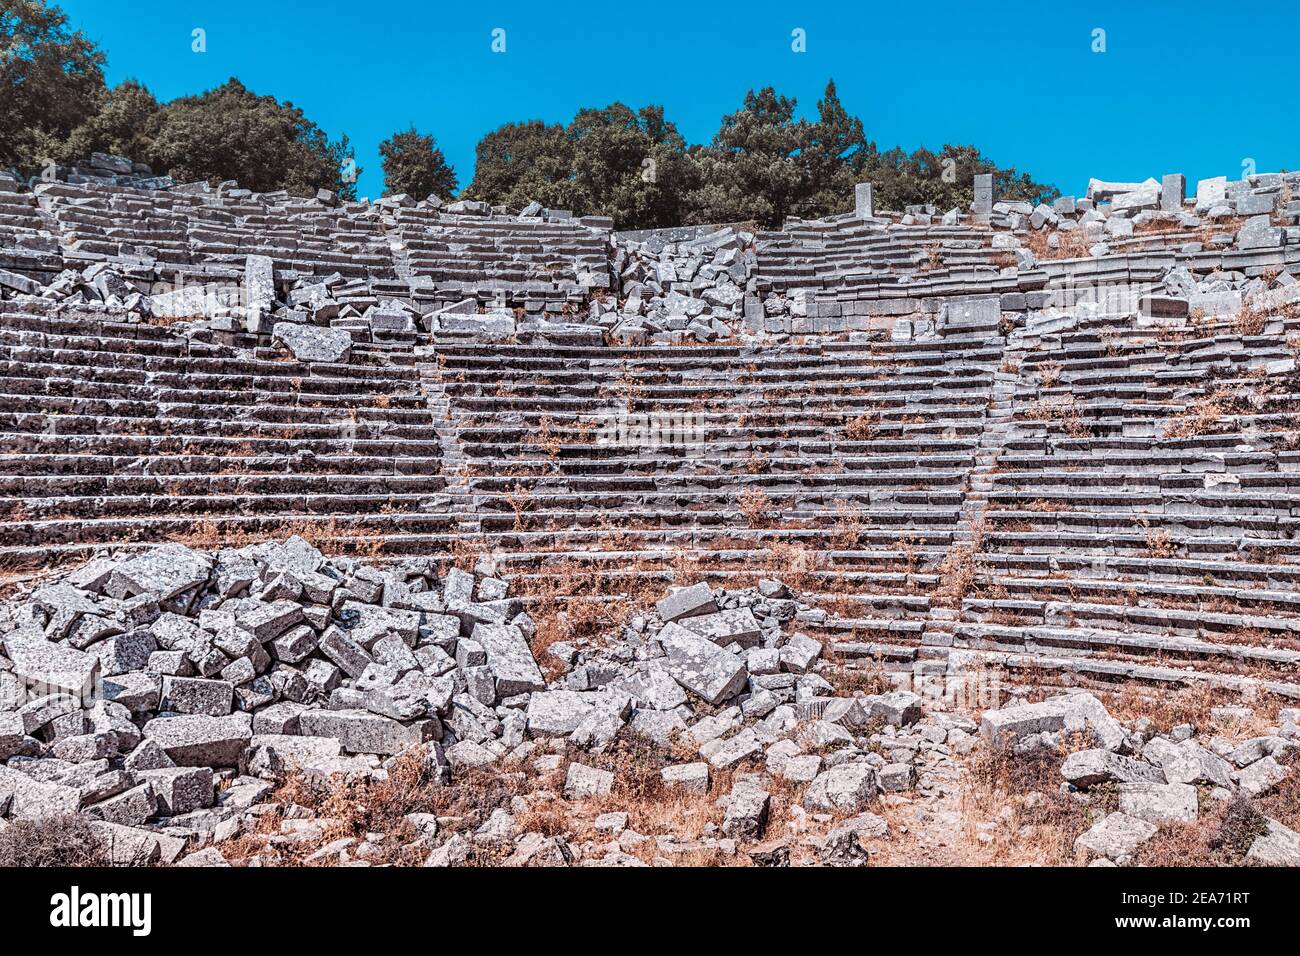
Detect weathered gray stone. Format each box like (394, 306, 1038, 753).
(298, 708, 430, 755)
(721, 778, 770, 840)
(1246, 819, 1300, 866)
(108, 546, 211, 601)
(1142, 738, 1232, 787)
(804, 763, 878, 812)
(1237, 756, 1288, 796)
(5, 639, 100, 700)
(138, 766, 214, 814)
(525, 691, 598, 736)
(682, 607, 762, 648)
(318, 626, 373, 679)
(1062, 749, 1165, 787)
(1074, 812, 1157, 862)
(655, 582, 717, 622)
(863, 690, 922, 727)
(981, 692, 1123, 751)
(660, 761, 710, 794)
(142, 713, 252, 767)
(274, 322, 352, 364)
(657, 622, 748, 705)
(472, 622, 544, 696)
(1118, 782, 1198, 824)
(564, 762, 614, 799)
(0, 766, 82, 819)
(700, 727, 763, 770)
(160, 676, 234, 716)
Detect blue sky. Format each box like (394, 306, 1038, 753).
(56, 0, 1298, 201)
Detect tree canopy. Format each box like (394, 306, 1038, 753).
(464, 81, 1057, 229)
(149, 79, 360, 199)
(3, 2, 360, 198)
(379, 126, 457, 200)
(0, 0, 105, 167)
(4, 3, 1059, 222)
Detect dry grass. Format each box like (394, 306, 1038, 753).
(1036, 361, 1062, 389)
(1021, 227, 1092, 261)
(166, 517, 388, 559)
(0, 814, 120, 866)
(1024, 395, 1089, 439)
(955, 736, 1110, 866)
(1163, 393, 1227, 439)
(1142, 524, 1176, 558)
(844, 413, 879, 441)
(737, 486, 774, 529)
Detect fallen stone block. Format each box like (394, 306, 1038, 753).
(85, 782, 157, 826)
(525, 691, 598, 736)
(804, 763, 878, 812)
(1237, 756, 1288, 796)
(682, 607, 762, 648)
(1118, 782, 1198, 824)
(655, 582, 717, 622)
(657, 622, 748, 706)
(142, 714, 252, 767)
(1142, 738, 1232, 787)
(863, 690, 922, 727)
(779, 633, 823, 673)
(980, 692, 1124, 751)
(160, 676, 234, 716)
(0, 765, 81, 819)
(1074, 812, 1157, 862)
(444, 740, 498, 770)
(89, 821, 187, 865)
(700, 728, 763, 770)
(505, 833, 574, 867)
(661, 762, 710, 794)
(108, 546, 212, 601)
(273, 322, 352, 364)
(138, 766, 214, 814)
(1062, 749, 1165, 788)
(721, 778, 770, 841)
(1246, 819, 1300, 866)
(5, 640, 100, 701)
(297, 708, 431, 756)
(564, 762, 614, 799)
(472, 622, 545, 697)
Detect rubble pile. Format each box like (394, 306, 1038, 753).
(980, 693, 1300, 866)
(0, 539, 959, 866)
(607, 226, 758, 344)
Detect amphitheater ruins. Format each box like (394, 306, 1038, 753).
(0, 153, 1299, 867)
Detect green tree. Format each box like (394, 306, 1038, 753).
(379, 126, 457, 199)
(801, 79, 874, 218)
(0, 0, 105, 168)
(566, 103, 691, 229)
(148, 78, 360, 199)
(682, 87, 810, 228)
(462, 119, 577, 212)
(865, 143, 1058, 212)
(61, 79, 161, 164)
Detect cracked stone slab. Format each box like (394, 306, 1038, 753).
(4, 639, 101, 700)
(525, 691, 598, 736)
(471, 622, 545, 697)
(297, 708, 433, 755)
(108, 546, 212, 601)
(1117, 782, 1198, 823)
(273, 321, 352, 364)
(142, 713, 252, 767)
(657, 621, 748, 706)
(1074, 812, 1157, 862)
(655, 582, 717, 623)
